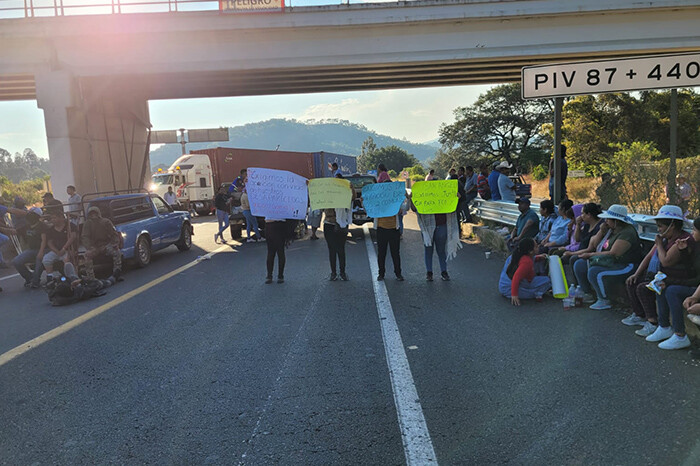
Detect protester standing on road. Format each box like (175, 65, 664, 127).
(410, 190, 462, 282)
(241, 183, 263, 243)
(42, 213, 75, 282)
(425, 169, 437, 181)
(307, 205, 322, 240)
(462, 166, 478, 223)
(4, 207, 47, 288)
(264, 217, 287, 284)
(323, 174, 354, 281)
(214, 186, 230, 244)
(82, 206, 123, 281)
(331, 163, 342, 177)
(229, 169, 247, 194)
(499, 238, 551, 306)
(65, 185, 82, 225)
(374, 178, 406, 282)
(645, 216, 700, 350)
(573, 205, 642, 310)
(164, 186, 178, 206)
(621, 205, 692, 338)
(477, 164, 491, 200)
(377, 164, 391, 183)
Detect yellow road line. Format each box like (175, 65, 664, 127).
(0, 245, 230, 368)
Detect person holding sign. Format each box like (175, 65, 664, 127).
(409, 180, 462, 281)
(364, 180, 408, 282)
(319, 174, 355, 281)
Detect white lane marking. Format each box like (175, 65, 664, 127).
(362, 224, 438, 465)
(0, 273, 20, 282)
(0, 245, 230, 368)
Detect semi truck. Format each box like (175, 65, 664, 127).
(149, 148, 357, 215)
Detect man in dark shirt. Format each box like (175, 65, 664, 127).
(82, 206, 123, 281)
(42, 214, 75, 281)
(2, 207, 48, 288)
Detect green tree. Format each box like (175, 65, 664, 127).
(439, 83, 553, 169)
(358, 144, 418, 173)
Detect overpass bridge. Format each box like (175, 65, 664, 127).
(1, 0, 699, 193)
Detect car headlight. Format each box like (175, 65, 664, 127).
(149, 183, 157, 192)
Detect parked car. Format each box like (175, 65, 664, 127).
(347, 174, 377, 225)
(85, 193, 194, 267)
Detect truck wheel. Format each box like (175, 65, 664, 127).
(176, 224, 192, 251)
(230, 224, 242, 240)
(135, 235, 152, 268)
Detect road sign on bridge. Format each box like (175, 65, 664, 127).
(522, 52, 700, 99)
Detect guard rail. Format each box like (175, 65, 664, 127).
(471, 198, 666, 243)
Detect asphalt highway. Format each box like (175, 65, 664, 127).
(1, 214, 699, 465)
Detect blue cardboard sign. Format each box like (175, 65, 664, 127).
(362, 182, 406, 219)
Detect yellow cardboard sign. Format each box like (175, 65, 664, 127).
(309, 178, 352, 211)
(411, 180, 459, 214)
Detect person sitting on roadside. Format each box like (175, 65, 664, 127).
(2, 207, 48, 288)
(0, 200, 32, 268)
(573, 205, 642, 310)
(507, 198, 539, 252)
(539, 199, 574, 252)
(42, 213, 76, 283)
(534, 199, 557, 246)
(499, 238, 552, 306)
(45, 261, 116, 306)
(646, 216, 700, 350)
(560, 203, 603, 257)
(82, 206, 123, 281)
(621, 205, 692, 337)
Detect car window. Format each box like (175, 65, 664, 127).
(108, 197, 155, 225)
(152, 196, 172, 215)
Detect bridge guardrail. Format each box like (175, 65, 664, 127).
(471, 198, 664, 243)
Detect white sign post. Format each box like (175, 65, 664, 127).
(522, 52, 700, 100)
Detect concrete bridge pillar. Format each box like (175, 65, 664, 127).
(35, 71, 152, 198)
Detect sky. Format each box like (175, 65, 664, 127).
(0, 84, 492, 159)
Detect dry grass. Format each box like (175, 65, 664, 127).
(522, 175, 598, 203)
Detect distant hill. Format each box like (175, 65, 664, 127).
(149, 119, 438, 170)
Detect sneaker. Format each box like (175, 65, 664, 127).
(329, 273, 338, 281)
(635, 321, 658, 337)
(113, 268, 124, 282)
(589, 299, 612, 310)
(582, 293, 596, 304)
(658, 334, 691, 350)
(621, 314, 646, 327)
(396, 275, 405, 281)
(646, 326, 674, 342)
(265, 276, 273, 284)
(259, 237, 266, 242)
(246, 238, 255, 243)
(277, 276, 284, 284)
(426, 272, 433, 282)
(688, 314, 700, 325)
(214, 233, 219, 243)
(340, 273, 349, 281)
(377, 274, 384, 281)
(441, 271, 450, 281)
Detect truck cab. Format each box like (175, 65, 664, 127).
(150, 154, 215, 215)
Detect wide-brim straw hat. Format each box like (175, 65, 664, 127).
(599, 204, 634, 224)
(651, 204, 685, 222)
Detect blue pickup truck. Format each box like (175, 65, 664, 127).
(86, 193, 193, 267)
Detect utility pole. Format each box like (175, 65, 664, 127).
(552, 97, 564, 204)
(667, 89, 678, 205)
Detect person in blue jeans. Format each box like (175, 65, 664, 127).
(240, 189, 263, 243)
(6, 208, 47, 288)
(412, 205, 462, 281)
(646, 216, 700, 350)
(214, 186, 231, 243)
(573, 205, 642, 310)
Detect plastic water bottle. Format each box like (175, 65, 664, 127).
(562, 295, 572, 311)
(574, 286, 584, 308)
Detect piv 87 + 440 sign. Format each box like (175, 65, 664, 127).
(522, 53, 700, 100)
